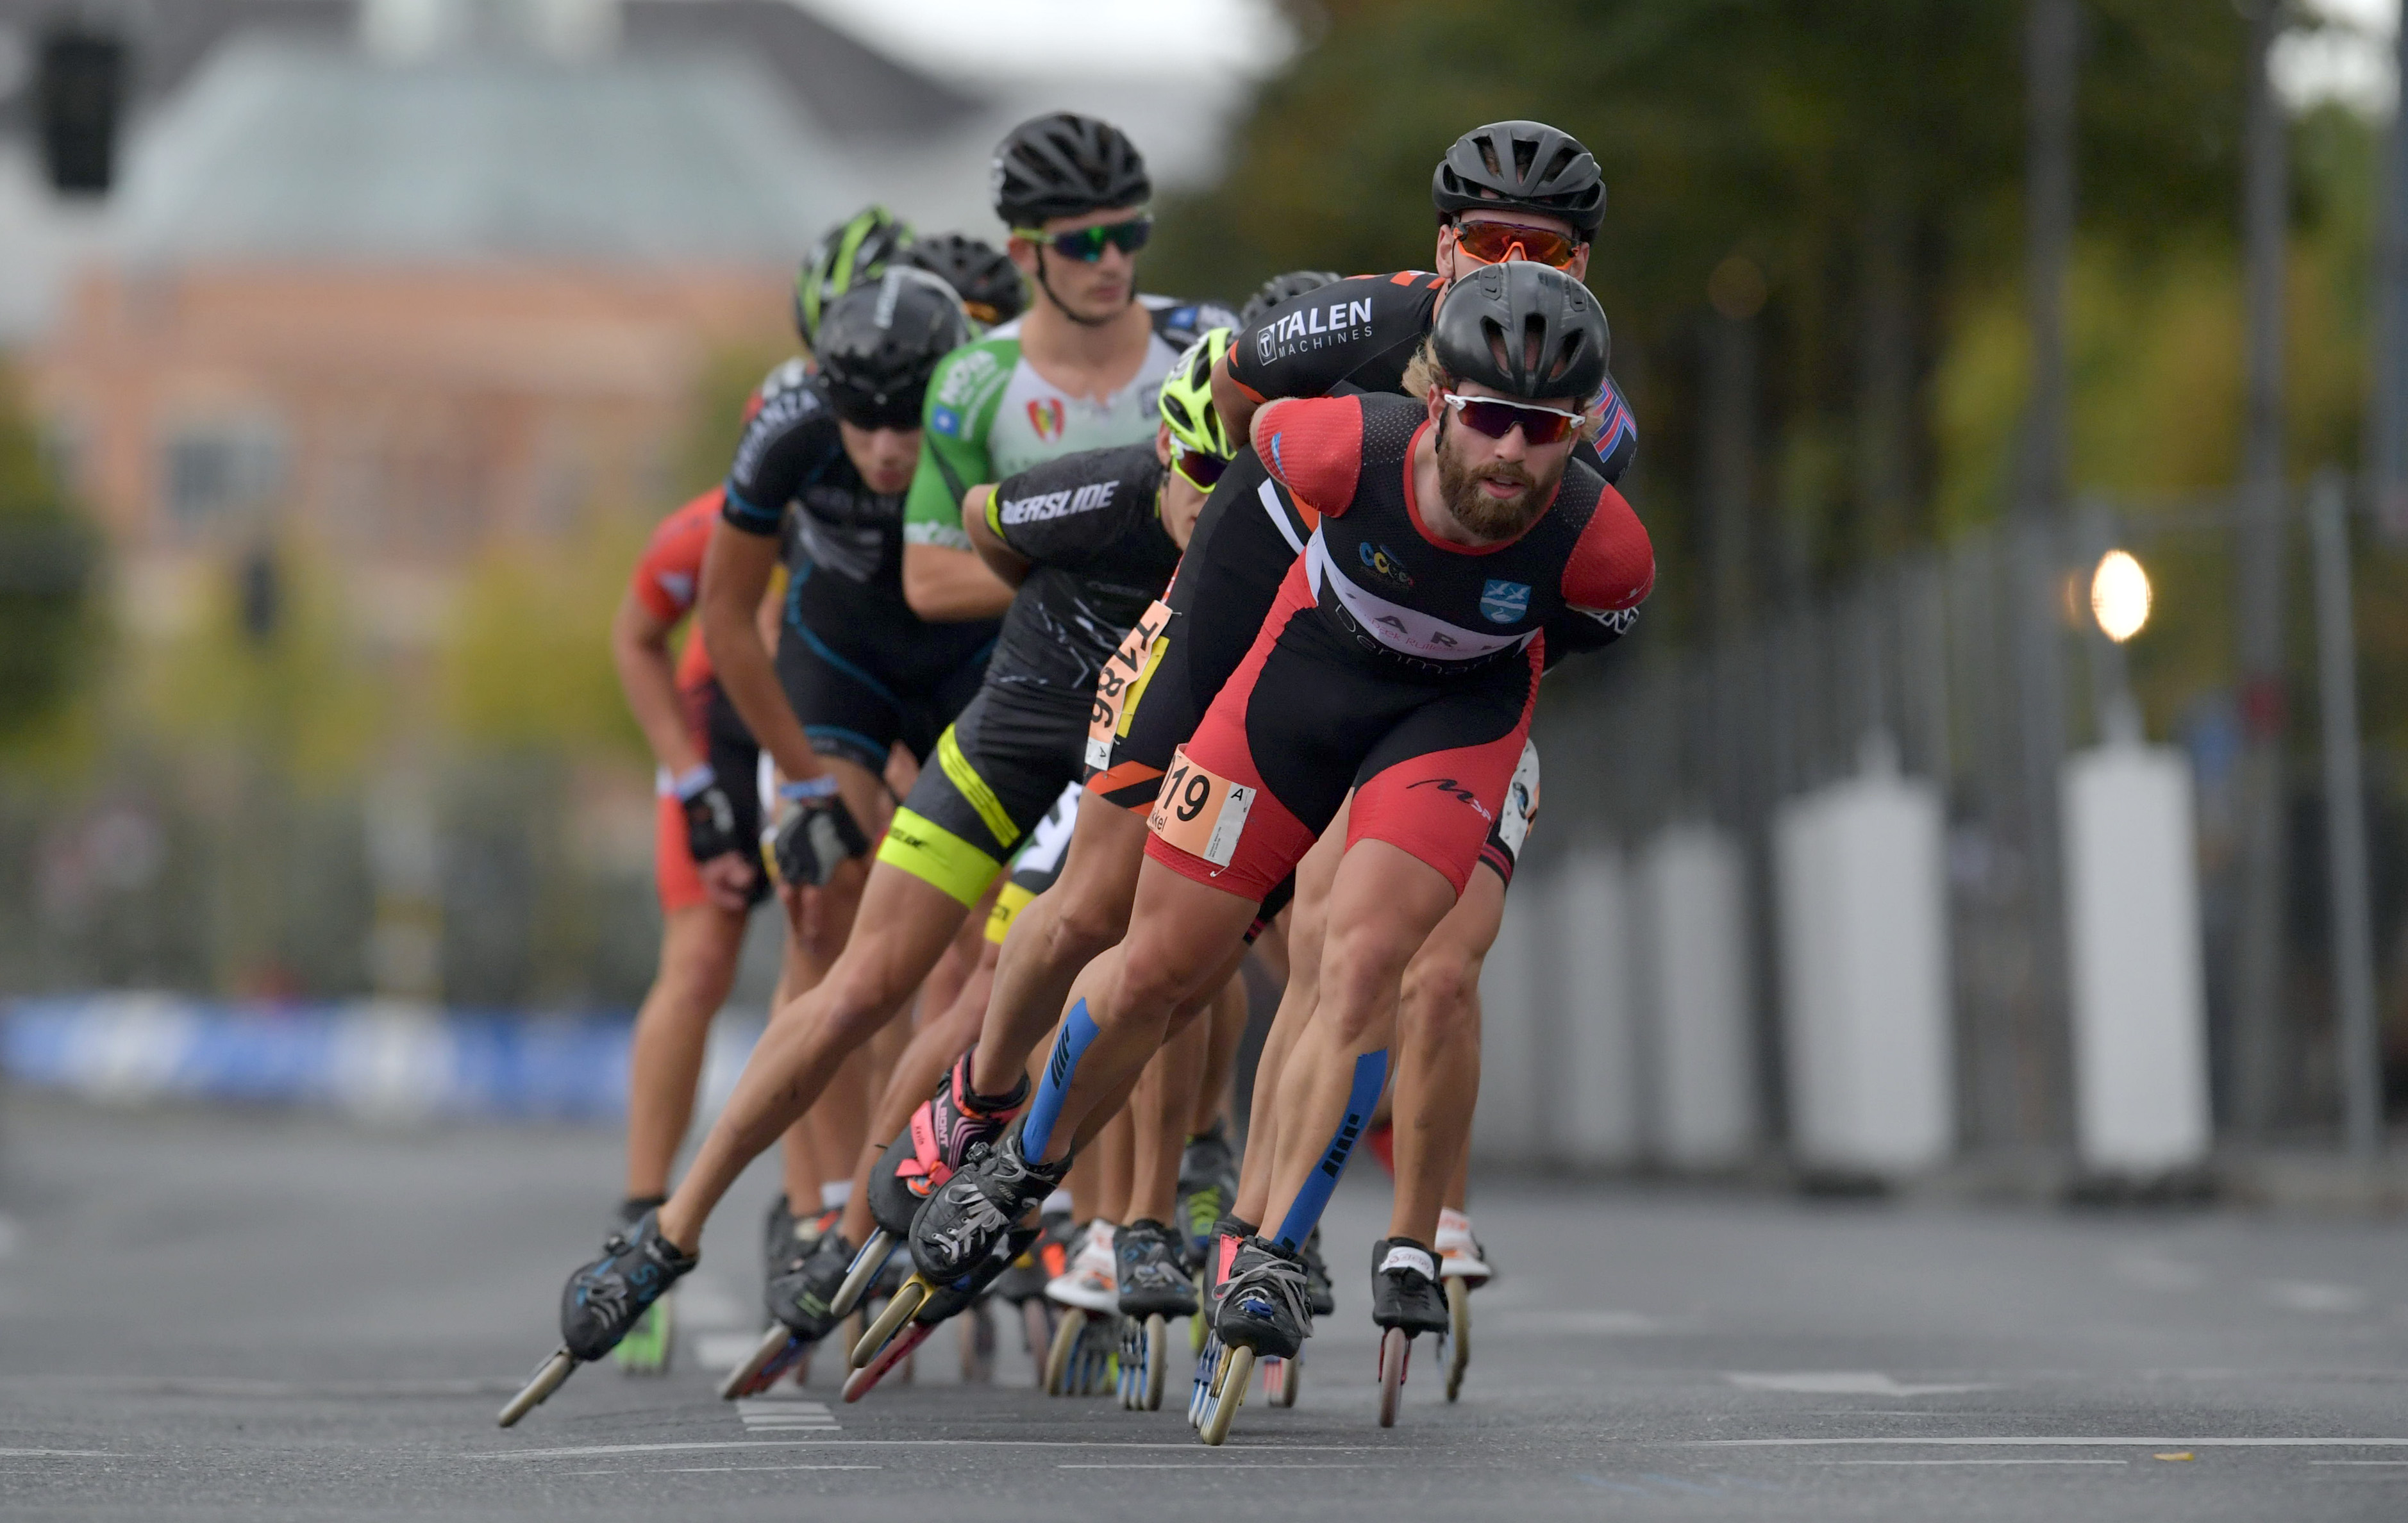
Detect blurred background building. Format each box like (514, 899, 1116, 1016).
(3, 0, 2407, 1180)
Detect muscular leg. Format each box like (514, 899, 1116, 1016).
(1256, 840, 1458, 1249)
(967, 801, 1148, 1097)
(1230, 816, 1348, 1224)
(624, 903, 749, 1200)
(657, 863, 978, 1253)
(1128, 1006, 1212, 1224)
(1096, 1106, 1135, 1226)
(1191, 972, 1252, 1136)
(771, 753, 885, 1218)
(836, 931, 1001, 1247)
(1387, 867, 1501, 1249)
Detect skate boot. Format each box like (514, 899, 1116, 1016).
(1299, 1224, 1337, 1318)
(1188, 1213, 1255, 1426)
(722, 1221, 853, 1399)
(502, 1210, 697, 1426)
(1114, 1218, 1196, 1410)
(1432, 1209, 1485, 1401)
(882, 1049, 1031, 1213)
(1198, 1236, 1312, 1445)
(1370, 1236, 1447, 1427)
(609, 1197, 673, 1376)
(1434, 1207, 1493, 1285)
(1047, 1220, 1119, 1313)
(908, 1124, 1069, 1285)
(1175, 1119, 1239, 1264)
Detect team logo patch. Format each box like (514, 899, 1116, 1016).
(930, 405, 962, 438)
(1479, 578, 1532, 624)
(1028, 397, 1066, 442)
(1358, 541, 1414, 591)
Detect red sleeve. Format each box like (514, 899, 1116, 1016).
(1250, 395, 1364, 519)
(1563, 485, 1654, 613)
(629, 492, 721, 624)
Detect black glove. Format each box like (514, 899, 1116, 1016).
(681, 781, 744, 864)
(771, 793, 871, 888)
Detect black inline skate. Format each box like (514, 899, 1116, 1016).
(1175, 1119, 1239, 1263)
(499, 1210, 696, 1427)
(1369, 1236, 1448, 1427)
(1198, 1235, 1313, 1446)
(1114, 1218, 1198, 1410)
(908, 1125, 1069, 1285)
(610, 1196, 672, 1375)
(720, 1220, 854, 1399)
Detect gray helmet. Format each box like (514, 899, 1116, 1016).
(1430, 261, 1608, 404)
(991, 112, 1150, 227)
(1431, 121, 1604, 237)
(1239, 269, 1344, 327)
(901, 233, 1026, 326)
(814, 268, 970, 429)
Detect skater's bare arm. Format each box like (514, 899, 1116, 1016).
(903, 485, 1016, 619)
(962, 485, 1032, 590)
(610, 590, 705, 778)
(700, 522, 825, 783)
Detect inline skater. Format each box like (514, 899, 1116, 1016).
(943, 120, 1633, 1235)
(910, 265, 1652, 1444)
(901, 233, 1028, 328)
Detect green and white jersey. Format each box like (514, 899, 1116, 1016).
(903, 294, 1236, 550)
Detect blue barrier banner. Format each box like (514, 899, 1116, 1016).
(0, 995, 758, 1124)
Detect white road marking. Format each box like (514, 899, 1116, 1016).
(467, 1440, 1379, 1461)
(1811, 1459, 2128, 1467)
(0, 1449, 117, 1458)
(661, 1465, 880, 1473)
(737, 1397, 838, 1432)
(1691, 1437, 2408, 1449)
(1059, 1463, 1375, 1469)
(1059, 1453, 1377, 1463)
(2313, 1460, 2408, 1466)
(2262, 1281, 2370, 1315)
(1726, 1372, 1997, 1397)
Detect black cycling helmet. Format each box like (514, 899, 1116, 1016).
(1239, 269, 1344, 327)
(814, 268, 971, 429)
(901, 233, 1026, 327)
(794, 205, 913, 350)
(1431, 121, 1605, 238)
(991, 112, 1151, 228)
(1429, 261, 1609, 404)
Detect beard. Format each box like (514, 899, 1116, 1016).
(1435, 416, 1564, 541)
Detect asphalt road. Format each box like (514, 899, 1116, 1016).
(4, 1091, 2408, 1521)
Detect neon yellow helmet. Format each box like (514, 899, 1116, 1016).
(794, 206, 912, 351)
(1158, 328, 1235, 467)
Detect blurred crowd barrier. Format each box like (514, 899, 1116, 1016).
(1478, 480, 2408, 1180)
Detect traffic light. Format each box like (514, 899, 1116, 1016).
(38, 26, 125, 196)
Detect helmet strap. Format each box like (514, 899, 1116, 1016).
(1033, 248, 1123, 329)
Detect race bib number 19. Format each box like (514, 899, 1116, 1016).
(1087, 600, 1173, 770)
(1148, 746, 1254, 869)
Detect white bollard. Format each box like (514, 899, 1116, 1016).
(1557, 850, 1641, 1167)
(1774, 770, 1953, 1175)
(1639, 823, 1757, 1169)
(2061, 744, 2211, 1175)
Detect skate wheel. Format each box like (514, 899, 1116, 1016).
(1199, 1345, 1253, 1446)
(828, 1229, 892, 1321)
(1377, 1326, 1408, 1428)
(497, 1349, 576, 1428)
(1142, 1313, 1169, 1411)
(1044, 1306, 1086, 1396)
(842, 1319, 933, 1404)
(1444, 1276, 1471, 1403)
(718, 1324, 799, 1400)
(851, 1277, 929, 1369)
(1189, 1336, 1219, 1427)
(1271, 1350, 1301, 1409)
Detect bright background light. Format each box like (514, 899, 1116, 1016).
(2091, 549, 2152, 643)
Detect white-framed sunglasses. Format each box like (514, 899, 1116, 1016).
(1439, 392, 1586, 445)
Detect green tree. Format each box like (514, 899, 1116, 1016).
(0, 368, 97, 742)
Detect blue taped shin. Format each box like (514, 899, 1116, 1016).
(1273, 1049, 1389, 1251)
(1019, 998, 1101, 1160)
